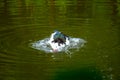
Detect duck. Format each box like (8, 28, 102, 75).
(48, 30, 70, 52)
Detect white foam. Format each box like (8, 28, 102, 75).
(31, 37, 86, 54)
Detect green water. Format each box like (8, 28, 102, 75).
(0, 0, 119, 80)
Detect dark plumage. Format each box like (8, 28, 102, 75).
(52, 38, 66, 46)
(52, 31, 68, 46)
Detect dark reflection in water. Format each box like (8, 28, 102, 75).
(54, 67, 103, 80)
(0, 0, 120, 80)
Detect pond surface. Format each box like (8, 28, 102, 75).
(0, 0, 119, 80)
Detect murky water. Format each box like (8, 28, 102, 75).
(0, 0, 119, 80)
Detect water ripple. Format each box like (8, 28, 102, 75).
(0, 26, 42, 63)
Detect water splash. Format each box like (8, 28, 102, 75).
(30, 37, 86, 54)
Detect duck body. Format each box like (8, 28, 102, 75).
(31, 31, 86, 53)
(48, 31, 70, 52)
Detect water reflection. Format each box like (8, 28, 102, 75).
(53, 67, 103, 80)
